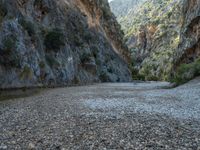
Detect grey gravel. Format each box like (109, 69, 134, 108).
(0, 78, 200, 149)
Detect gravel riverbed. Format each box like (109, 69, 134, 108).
(0, 79, 200, 149)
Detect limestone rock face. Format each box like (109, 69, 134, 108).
(169, 0, 200, 84)
(0, 0, 131, 89)
(176, 0, 200, 65)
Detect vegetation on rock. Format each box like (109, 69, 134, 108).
(0, 2, 7, 23)
(0, 0, 131, 89)
(173, 58, 200, 85)
(0, 36, 19, 68)
(44, 29, 65, 51)
(110, 0, 200, 83)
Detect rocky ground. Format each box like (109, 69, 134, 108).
(0, 78, 200, 149)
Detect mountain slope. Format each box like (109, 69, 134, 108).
(110, 0, 200, 82)
(110, 0, 184, 80)
(0, 0, 131, 89)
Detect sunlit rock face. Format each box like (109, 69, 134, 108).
(0, 0, 131, 89)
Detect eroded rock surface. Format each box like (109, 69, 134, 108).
(176, 0, 200, 64)
(0, 0, 131, 89)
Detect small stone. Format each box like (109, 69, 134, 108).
(28, 143, 35, 150)
(121, 111, 125, 114)
(0, 144, 7, 150)
(11, 141, 16, 144)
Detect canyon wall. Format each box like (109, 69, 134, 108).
(0, 0, 131, 89)
(110, 0, 200, 82)
(172, 0, 200, 84)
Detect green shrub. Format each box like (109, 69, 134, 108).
(135, 74, 146, 80)
(0, 36, 20, 67)
(73, 34, 84, 47)
(95, 59, 101, 66)
(173, 58, 200, 85)
(130, 67, 145, 80)
(19, 19, 36, 36)
(105, 54, 114, 63)
(129, 59, 146, 81)
(3, 36, 17, 51)
(99, 71, 110, 82)
(73, 76, 80, 84)
(44, 29, 65, 51)
(167, 12, 173, 18)
(146, 75, 159, 81)
(46, 55, 60, 67)
(83, 31, 93, 43)
(0, 3, 7, 23)
(80, 53, 92, 63)
(39, 61, 46, 69)
(34, 0, 42, 6)
(102, 7, 112, 20)
(107, 67, 114, 73)
(91, 45, 99, 59)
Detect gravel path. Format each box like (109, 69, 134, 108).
(1, 79, 200, 149)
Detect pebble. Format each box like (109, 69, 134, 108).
(0, 81, 200, 149)
(28, 143, 35, 150)
(0, 144, 7, 150)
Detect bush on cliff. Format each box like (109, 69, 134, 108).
(173, 58, 200, 85)
(0, 36, 20, 68)
(44, 29, 65, 51)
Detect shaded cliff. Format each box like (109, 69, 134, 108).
(0, 0, 131, 89)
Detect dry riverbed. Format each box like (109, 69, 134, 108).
(0, 79, 200, 149)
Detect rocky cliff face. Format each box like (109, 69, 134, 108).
(110, 0, 200, 82)
(0, 0, 131, 89)
(172, 0, 200, 84)
(136, 0, 183, 81)
(176, 0, 200, 64)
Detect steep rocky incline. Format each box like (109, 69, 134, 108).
(0, 0, 131, 89)
(110, 0, 200, 82)
(176, 0, 200, 63)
